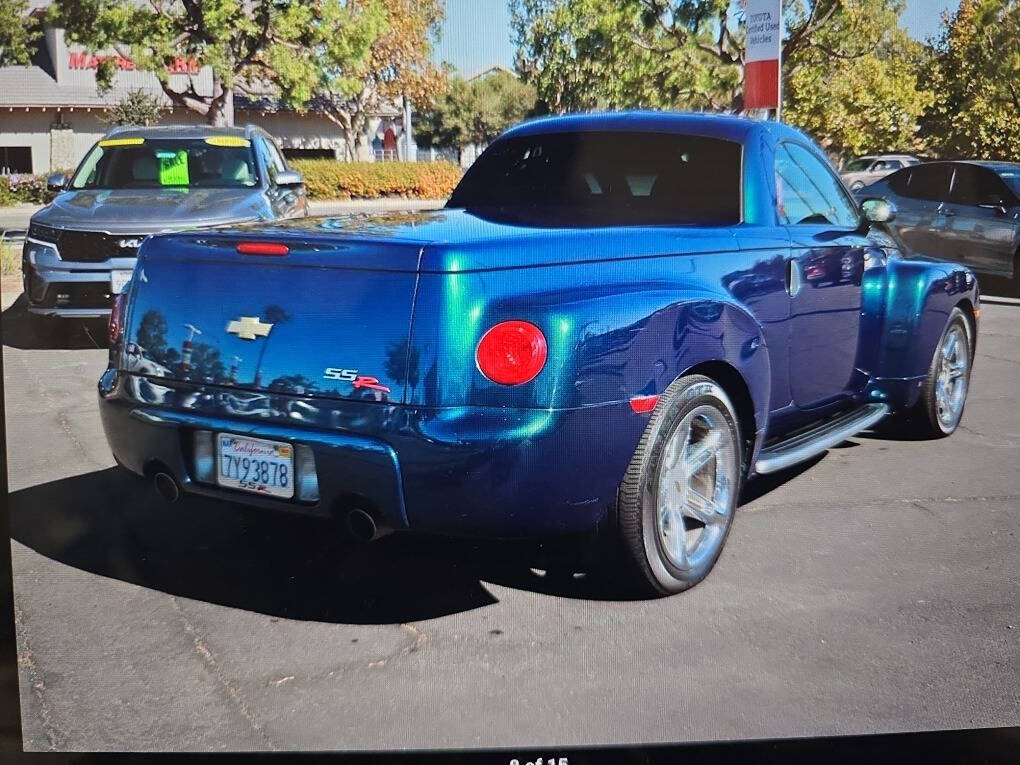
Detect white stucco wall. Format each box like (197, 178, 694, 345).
(0, 108, 211, 172)
(0, 111, 53, 173)
(1, 105, 412, 173)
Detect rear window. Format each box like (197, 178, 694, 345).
(70, 137, 259, 190)
(446, 131, 742, 226)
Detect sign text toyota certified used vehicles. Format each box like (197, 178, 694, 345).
(97, 113, 978, 595)
(23, 124, 307, 326)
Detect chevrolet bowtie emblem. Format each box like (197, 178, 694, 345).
(226, 316, 273, 340)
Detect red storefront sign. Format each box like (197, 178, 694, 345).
(68, 52, 200, 75)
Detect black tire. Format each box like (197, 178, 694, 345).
(907, 307, 974, 439)
(616, 374, 744, 596)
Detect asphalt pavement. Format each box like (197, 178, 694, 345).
(2, 279, 1018, 751)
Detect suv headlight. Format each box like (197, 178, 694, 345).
(23, 237, 60, 264)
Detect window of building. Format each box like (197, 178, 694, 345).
(281, 148, 334, 160)
(0, 147, 33, 174)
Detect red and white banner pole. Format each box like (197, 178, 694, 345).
(181, 323, 202, 375)
(743, 0, 783, 120)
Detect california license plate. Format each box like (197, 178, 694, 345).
(216, 434, 294, 499)
(110, 269, 133, 294)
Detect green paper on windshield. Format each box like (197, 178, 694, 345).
(157, 150, 189, 186)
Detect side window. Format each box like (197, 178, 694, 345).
(886, 160, 903, 170)
(256, 136, 287, 184)
(951, 165, 1013, 207)
(775, 143, 859, 227)
(901, 163, 954, 202)
(888, 167, 913, 196)
(948, 165, 981, 206)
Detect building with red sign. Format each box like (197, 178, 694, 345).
(0, 3, 405, 174)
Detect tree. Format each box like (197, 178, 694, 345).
(921, 0, 1020, 159)
(48, 0, 386, 127)
(252, 304, 290, 388)
(0, 0, 41, 67)
(416, 70, 538, 150)
(470, 70, 539, 145)
(511, 0, 932, 158)
(783, 1, 933, 157)
(135, 309, 169, 359)
(316, 0, 447, 160)
(415, 75, 474, 149)
(104, 88, 167, 126)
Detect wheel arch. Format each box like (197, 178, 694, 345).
(676, 359, 758, 475)
(954, 297, 978, 355)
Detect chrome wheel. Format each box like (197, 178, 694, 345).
(934, 324, 969, 431)
(655, 404, 737, 573)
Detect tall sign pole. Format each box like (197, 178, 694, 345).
(743, 0, 783, 121)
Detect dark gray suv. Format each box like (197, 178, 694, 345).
(858, 160, 1020, 288)
(23, 124, 307, 321)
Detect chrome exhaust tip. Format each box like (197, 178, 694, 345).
(153, 472, 181, 503)
(346, 508, 390, 542)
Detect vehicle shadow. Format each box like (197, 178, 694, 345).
(976, 274, 1019, 301)
(2, 292, 108, 351)
(10, 455, 827, 619)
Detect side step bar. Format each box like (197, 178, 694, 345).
(755, 403, 889, 474)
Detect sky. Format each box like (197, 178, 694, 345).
(432, 0, 962, 75)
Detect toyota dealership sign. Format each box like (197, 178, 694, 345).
(743, 0, 783, 113)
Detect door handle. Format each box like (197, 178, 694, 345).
(786, 258, 803, 297)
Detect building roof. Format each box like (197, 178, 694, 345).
(103, 124, 252, 139)
(464, 64, 516, 82)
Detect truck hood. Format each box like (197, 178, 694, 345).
(33, 187, 267, 233)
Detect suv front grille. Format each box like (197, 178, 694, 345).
(57, 231, 143, 262)
(28, 225, 145, 262)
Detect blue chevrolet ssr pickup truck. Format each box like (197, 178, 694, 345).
(98, 112, 978, 595)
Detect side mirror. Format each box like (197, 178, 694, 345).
(46, 172, 69, 192)
(860, 197, 897, 223)
(274, 170, 303, 187)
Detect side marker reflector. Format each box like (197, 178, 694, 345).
(629, 395, 659, 414)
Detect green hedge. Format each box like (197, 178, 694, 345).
(290, 159, 462, 200)
(0, 174, 56, 206)
(0, 162, 463, 205)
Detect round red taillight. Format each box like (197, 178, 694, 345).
(475, 320, 548, 385)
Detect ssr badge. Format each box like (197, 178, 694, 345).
(324, 367, 391, 394)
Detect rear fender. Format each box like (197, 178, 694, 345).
(408, 262, 769, 422)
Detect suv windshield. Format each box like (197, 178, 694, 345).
(843, 158, 874, 172)
(70, 137, 259, 190)
(446, 131, 742, 226)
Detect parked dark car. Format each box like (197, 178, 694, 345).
(99, 112, 978, 596)
(23, 124, 307, 324)
(858, 160, 1020, 286)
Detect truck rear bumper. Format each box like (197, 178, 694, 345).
(98, 370, 646, 538)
